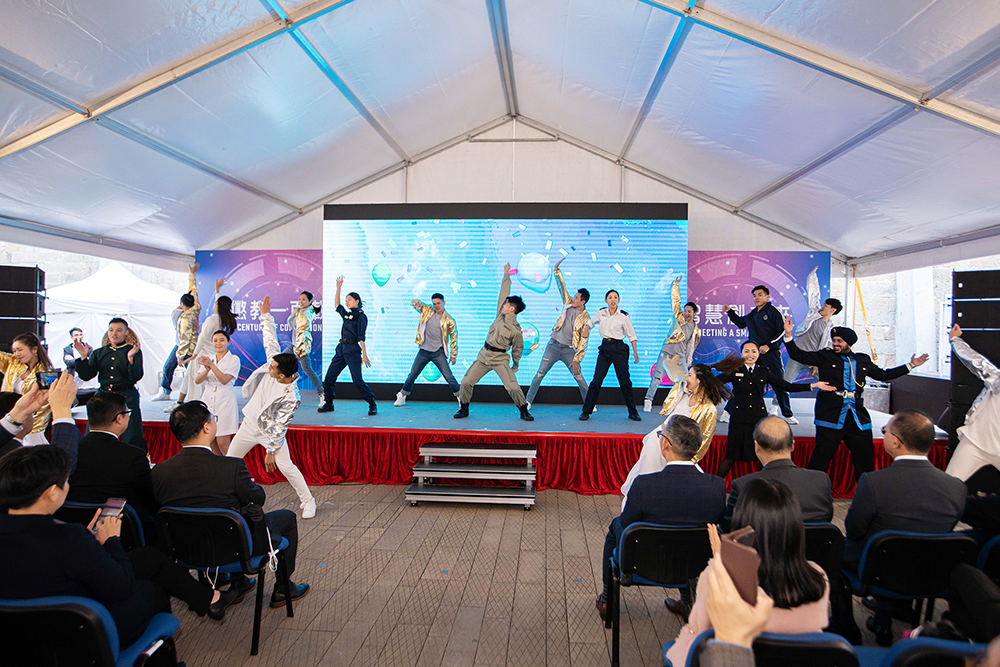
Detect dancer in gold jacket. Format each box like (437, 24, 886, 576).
(394, 292, 460, 406)
(0, 332, 54, 445)
(644, 275, 701, 412)
(168, 263, 201, 410)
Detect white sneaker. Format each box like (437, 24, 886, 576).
(718, 411, 730, 423)
(301, 498, 317, 519)
(317, 391, 326, 408)
(151, 389, 173, 402)
(394, 392, 406, 407)
(592, 406, 597, 413)
(163, 402, 180, 413)
(782, 415, 799, 425)
(643, 399, 652, 413)
(527, 402, 532, 411)
(768, 404, 780, 417)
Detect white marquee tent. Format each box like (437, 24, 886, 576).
(3, 0, 1000, 277)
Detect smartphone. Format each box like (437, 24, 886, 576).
(720, 526, 761, 605)
(35, 371, 61, 389)
(92, 498, 127, 533)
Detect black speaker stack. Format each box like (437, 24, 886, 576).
(0, 266, 45, 353)
(950, 270, 1000, 451)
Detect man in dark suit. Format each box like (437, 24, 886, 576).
(0, 373, 80, 466)
(152, 401, 309, 609)
(724, 416, 833, 528)
(62, 327, 91, 380)
(844, 410, 966, 644)
(597, 415, 727, 619)
(782, 317, 928, 479)
(66, 392, 157, 532)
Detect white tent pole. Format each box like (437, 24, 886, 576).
(486, 0, 519, 116)
(641, 0, 1000, 139)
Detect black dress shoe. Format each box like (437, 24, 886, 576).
(664, 598, 690, 623)
(230, 576, 256, 605)
(579, 413, 590, 421)
(454, 403, 469, 419)
(368, 401, 377, 415)
(270, 582, 310, 608)
(628, 413, 642, 422)
(207, 585, 240, 620)
(866, 615, 893, 647)
(862, 596, 878, 612)
(317, 404, 334, 413)
(596, 593, 607, 621)
(519, 405, 534, 421)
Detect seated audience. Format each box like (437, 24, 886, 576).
(597, 415, 727, 620)
(666, 478, 829, 667)
(67, 391, 157, 532)
(724, 416, 833, 528)
(152, 401, 309, 608)
(0, 373, 80, 465)
(844, 409, 966, 644)
(0, 447, 236, 649)
(700, 551, 774, 667)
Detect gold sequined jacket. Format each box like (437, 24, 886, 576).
(550, 266, 589, 364)
(176, 269, 201, 361)
(659, 380, 719, 463)
(411, 300, 459, 359)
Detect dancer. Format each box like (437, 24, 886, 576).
(580, 289, 640, 421)
(724, 285, 793, 423)
(713, 341, 832, 480)
(318, 277, 376, 416)
(784, 267, 842, 388)
(284, 291, 324, 406)
(782, 316, 926, 480)
(195, 330, 241, 455)
(525, 258, 590, 410)
(228, 296, 317, 519)
(74, 318, 146, 452)
(621, 364, 731, 509)
(0, 332, 54, 446)
(152, 295, 189, 401)
(644, 275, 700, 413)
(171, 277, 230, 411)
(947, 324, 1000, 480)
(394, 292, 461, 406)
(163, 264, 201, 411)
(454, 263, 531, 421)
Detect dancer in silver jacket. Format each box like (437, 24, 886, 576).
(947, 324, 1000, 480)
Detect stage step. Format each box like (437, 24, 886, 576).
(405, 484, 535, 509)
(410, 442, 538, 509)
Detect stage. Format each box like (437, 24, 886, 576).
(76, 396, 950, 499)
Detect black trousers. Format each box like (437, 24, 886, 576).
(949, 564, 1000, 643)
(323, 342, 375, 403)
(809, 417, 875, 481)
(758, 350, 791, 417)
(111, 546, 214, 648)
(582, 339, 637, 416)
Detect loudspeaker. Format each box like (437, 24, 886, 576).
(0, 319, 45, 352)
(0, 266, 46, 353)
(0, 266, 44, 293)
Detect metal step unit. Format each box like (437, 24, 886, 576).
(406, 442, 537, 510)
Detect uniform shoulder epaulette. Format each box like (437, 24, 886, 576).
(621, 310, 629, 316)
(600, 307, 609, 312)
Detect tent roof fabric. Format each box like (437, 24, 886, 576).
(2, 0, 1000, 273)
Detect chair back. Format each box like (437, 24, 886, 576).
(978, 534, 1000, 587)
(880, 637, 987, 667)
(155, 507, 253, 571)
(55, 501, 146, 551)
(0, 595, 119, 666)
(688, 630, 859, 667)
(618, 523, 712, 587)
(804, 522, 845, 581)
(858, 531, 979, 598)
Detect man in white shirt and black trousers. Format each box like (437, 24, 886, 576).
(580, 289, 641, 421)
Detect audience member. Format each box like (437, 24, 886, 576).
(0, 446, 236, 649)
(0, 374, 79, 466)
(597, 415, 726, 621)
(66, 391, 157, 532)
(152, 401, 309, 609)
(844, 409, 966, 645)
(699, 553, 774, 667)
(666, 479, 829, 667)
(724, 416, 833, 528)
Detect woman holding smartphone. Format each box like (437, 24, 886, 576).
(0, 332, 54, 446)
(195, 330, 241, 455)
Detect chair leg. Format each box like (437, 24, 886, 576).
(604, 558, 613, 630)
(251, 567, 266, 656)
(279, 551, 294, 618)
(923, 598, 935, 626)
(611, 577, 620, 667)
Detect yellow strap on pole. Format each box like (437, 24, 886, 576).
(854, 277, 877, 363)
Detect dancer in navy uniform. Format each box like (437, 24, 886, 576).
(580, 289, 641, 421)
(318, 276, 377, 415)
(724, 285, 795, 423)
(713, 341, 833, 480)
(782, 317, 927, 480)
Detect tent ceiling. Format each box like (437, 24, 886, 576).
(2, 0, 1000, 271)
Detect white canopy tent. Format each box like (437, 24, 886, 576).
(46, 262, 183, 397)
(2, 0, 1000, 276)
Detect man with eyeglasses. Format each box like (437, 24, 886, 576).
(66, 392, 158, 535)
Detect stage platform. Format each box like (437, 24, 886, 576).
(76, 396, 949, 500)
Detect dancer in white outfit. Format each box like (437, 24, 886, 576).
(195, 330, 241, 456)
(176, 278, 233, 406)
(947, 324, 1000, 480)
(227, 296, 318, 519)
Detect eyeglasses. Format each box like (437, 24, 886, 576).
(211, 414, 218, 422)
(118, 410, 131, 417)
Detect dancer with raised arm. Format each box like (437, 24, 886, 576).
(228, 296, 317, 519)
(525, 258, 590, 410)
(284, 291, 325, 406)
(580, 289, 641, 421)
(164, 264, 201, 411)
(195, 330, 241, 455)
(783, 268, 842, 389)
(454, 263, 532, 421)
(947, 324, 1000, 480)
(782, 316, 927, 480)
(178, 277, 232, 406)
(394, 292, 461, 407)
(318, 277, 377, 415)
(644, 275, 700, 413)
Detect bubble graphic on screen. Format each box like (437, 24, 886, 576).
(516, 253, 552, 294)
(421, 363, 442, 382)
(521, 322, 540, 356)
(372, 263, 391, 287)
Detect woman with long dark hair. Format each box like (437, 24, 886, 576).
(195, 330, 241, 455)
(176, 278, 233, 408)
(0, 332, 54, 445)
(665, 478, 829, 666)
(283, 290, 324, 405)
(621, 363, 731, 508)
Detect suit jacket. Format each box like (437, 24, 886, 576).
(844, 458, 966, 565)
(620, 463, 727, 530)
(67, 431, 157, 526)
(785, 339, 908, 429)
(724, 458, 833, 528)
(715, 364, 812, 425)
(0, 421, 81, 472)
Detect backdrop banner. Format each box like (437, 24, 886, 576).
(193, 250, 323, 387)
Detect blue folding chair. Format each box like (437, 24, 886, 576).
(855, 637, 987, 667)
(0, 595, 179, 667)
(682, 629, 860, 667)
(155, 507, 293, 656)
(55, 500, 146, 551)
